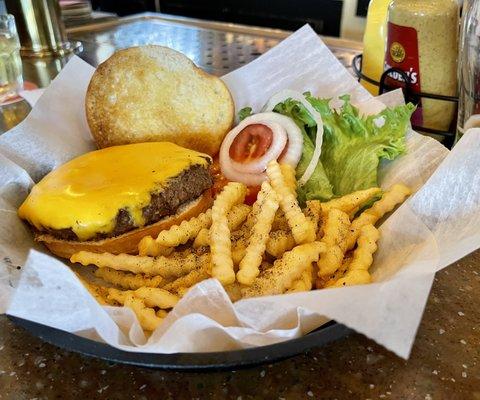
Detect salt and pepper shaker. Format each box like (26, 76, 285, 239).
(0, 14, 23, 102)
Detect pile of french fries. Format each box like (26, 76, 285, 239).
(70, 160, 411, 332)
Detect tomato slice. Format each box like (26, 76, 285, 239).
(229, 124, 273, 163)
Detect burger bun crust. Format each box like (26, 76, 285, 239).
(86, 46, 234, 156)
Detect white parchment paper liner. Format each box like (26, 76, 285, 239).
(1, 26, 478, 359)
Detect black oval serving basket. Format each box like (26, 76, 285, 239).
(9, 316, 351, 371)
(12, 53, 432, 372)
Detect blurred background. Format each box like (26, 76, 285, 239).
(87, 0, 365, 38)
(0, 0, 370, 40)
(0, 0, 469, 146)
(89, 0, 369, 39)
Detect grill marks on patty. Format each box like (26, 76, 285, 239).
(44, 163, 213, 241)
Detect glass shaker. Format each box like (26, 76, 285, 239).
(456, 0, 480, 141)
(0, 13, 23, 103)
(386, 0, 459, 133)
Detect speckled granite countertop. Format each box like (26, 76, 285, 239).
(1, 14, 479, 400)
(1, 250, 478, 400)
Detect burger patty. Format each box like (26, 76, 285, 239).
(44, 164, 213, 241)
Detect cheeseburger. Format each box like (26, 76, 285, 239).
(18, 142, 213, 259)
(18, 45, 237, 259)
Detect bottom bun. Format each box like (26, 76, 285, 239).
(36, 190, 213, 259)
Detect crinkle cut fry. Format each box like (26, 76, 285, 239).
(229, 185, 276, 263)
(133, 286, 179, 308)
(345, 184, 410, 251)
(231, 184, 288, 264)
(320, 187, 382, 215)
(317, 208, 350, 278)
(71, 251, 209, 278)
(138, 237, 171, 257)
(193, 204, 251, 248)
(265, 229, 296, 258)
(106, 286, 178, 309)
(94, 267, 163, 290)
(266, 201, 322, 258)
(155, 209, 212, 246)
(272, 162, 304, 232)
(320, 208, 350, 249)
(162, 256, 211, 293)
(231, 234, 249, 265)
(287, 263, 313, 293)
(107, 289, 163, 332)
(320, 255, 353, 288)
(267, 160, 315, 244)
(270, 168, 313, 233)
(125, 296, 164, 332)
(210, 182, 247, 285)
(227, 221, 253, 266)
(305, 200, 322, 235)
(332, 224, 380, 287)
(138, 210, 212, 256)
(243, 182, 269, 231)
(242, 242, 326, 298)
(237, 182, 279, 285)
(280, 163, 297, 196)
(163, 268, 211, 294)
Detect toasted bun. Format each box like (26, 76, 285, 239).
(35, 190, 213, 259)
(86, 46, 235, 156)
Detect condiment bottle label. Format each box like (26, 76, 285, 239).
(384, 22, 422, 126)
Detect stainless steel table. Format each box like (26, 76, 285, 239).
(66, 13, 361, 76)
(0, 12, 362, 134)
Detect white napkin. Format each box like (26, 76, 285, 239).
(19, 88, 45, 107)
(2, 25, 476, 359)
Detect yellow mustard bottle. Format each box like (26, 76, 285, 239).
(386, 0, 459, 132)
(361, 0, 391, 95)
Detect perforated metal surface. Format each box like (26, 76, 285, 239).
(1, 13, 361, 136)
(68, 13, 361, 76)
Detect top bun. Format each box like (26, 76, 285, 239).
(85, 46, 235, 156)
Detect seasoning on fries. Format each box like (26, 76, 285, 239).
(67, 160, 410, 333)
(17, 47, 415, 334)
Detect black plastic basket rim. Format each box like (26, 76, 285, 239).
(352, 54, 458, 104)
(351, 54, 457, 141)
(8, 316, 352, 371)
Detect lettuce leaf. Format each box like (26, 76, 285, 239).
(238, 107, 253, 121)
(274, 94, 414, 204)
(273, 100, 333, 202)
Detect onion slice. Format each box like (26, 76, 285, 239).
(263, 89, 324, 187)
(229, 121, 287, 174)
(270, 115, 303, 168)
(219, 112, 302, 186)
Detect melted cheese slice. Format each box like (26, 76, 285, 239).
(18, 142, 210, 241)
